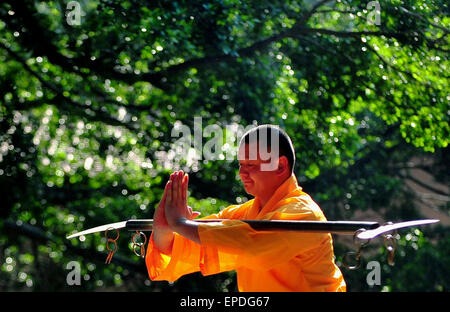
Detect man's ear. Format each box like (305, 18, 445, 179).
(277, 156, 289, 175)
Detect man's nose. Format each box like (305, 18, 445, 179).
(239, 166, 248, 176)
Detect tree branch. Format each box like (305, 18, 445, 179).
(1, 0, 168, 91)
(417, 192, 450, 202)
(399, 6, 450, 35)
(141, 0, 336, 76)
(316, 9, 357, 15)
(296, 27, 412, 39)
(399, 172, 449, 197)
(0, 42, 143, 133)
(293, 0, 336, 27)
(4, 0, 444, 90)
(154, 28, 414, 75)
(362, 43, 417, 81)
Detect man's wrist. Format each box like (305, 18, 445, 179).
(171, 218, 201, 244)
(154, 226, 174, 236)
(172, 217, 188, 232)
(152, 227, 175, 254)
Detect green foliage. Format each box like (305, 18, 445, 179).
(0, 0, 448, 291)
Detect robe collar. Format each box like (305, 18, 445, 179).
(244, 174, 303, 219)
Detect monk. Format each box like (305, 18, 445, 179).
(146, 125, 346, 292)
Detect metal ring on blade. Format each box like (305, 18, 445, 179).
(132, 231, 147, 245)
(132, 231, 147, 258)
(105, 227, 120, 241)
(106, 238, 118, 253)
(343, 251, 361, 270)
(383, 234, 396, 266)
(353, 228, 371, 247)
(105, 227, 120, 264)
(343, 229, 370, 270)
(133, 245, 145, 258)
(383, 222, 399, 237)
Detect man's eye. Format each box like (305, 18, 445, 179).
(240, 163, 257, 169)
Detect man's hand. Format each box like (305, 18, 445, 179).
(153, 171, 201, 252)
(165, 170, 191, 227)
(165, 170, 201, 244)
(152, 174, 176, 254)
(153, 178, 170, 231)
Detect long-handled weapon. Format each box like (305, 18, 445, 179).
(66, 218, 439, 269)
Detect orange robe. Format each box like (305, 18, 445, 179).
(146, 174, 346, 292)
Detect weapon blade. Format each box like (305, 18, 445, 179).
(66, 221, 127, 239)
(356, 219, 440, 240)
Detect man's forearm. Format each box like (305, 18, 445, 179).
(153, 219, 200, 253)
(153, 228, 175, 255)
(172, 218, 201, 245)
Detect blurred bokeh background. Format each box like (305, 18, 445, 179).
(0, 0, 448, 291)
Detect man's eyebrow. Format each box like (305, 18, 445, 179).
(239, 160, 261, 165)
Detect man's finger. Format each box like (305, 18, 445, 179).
(170, 171, 177, 182)
(166, 180, 173, 204)
(172, 172, 178, 202)
(186, 205, 200, 219)
(182, 173, 189, 203)
(160, 180, 171, 205)
(175, 170, 183, 202)
(170, 170, 179, 183)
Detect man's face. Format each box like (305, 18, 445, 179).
(237, 142, 280, 198)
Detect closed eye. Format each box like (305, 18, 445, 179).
(239, 164, 257, 169)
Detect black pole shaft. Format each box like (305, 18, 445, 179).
(125, 219, 379, 234)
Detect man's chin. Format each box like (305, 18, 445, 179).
(243, 183, 255, 195)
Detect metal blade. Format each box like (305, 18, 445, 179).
(356, 219, 439, 240)
(66, 221, 127, 239)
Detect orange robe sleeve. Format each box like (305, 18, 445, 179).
(146, 232, 202, 282)
(145, 205, 242, 282)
